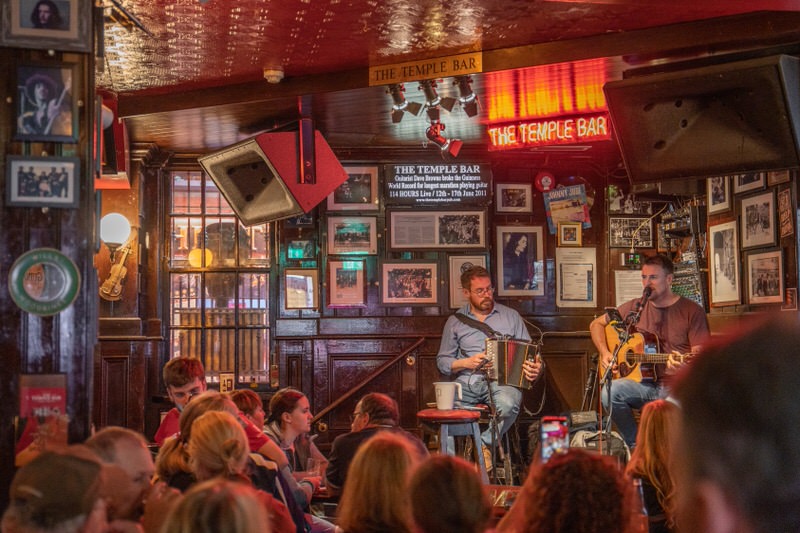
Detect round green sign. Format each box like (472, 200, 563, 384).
(8, 248, 81, 316)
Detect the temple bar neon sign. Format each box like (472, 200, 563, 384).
(487, 112, 612, 150)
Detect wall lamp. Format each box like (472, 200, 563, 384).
(426, 120, 463, 159)
(388, 83, 422, 123)
(455, 75, 479, 117)
(99, 212, 132, 301)
(419, 80, 456, 122)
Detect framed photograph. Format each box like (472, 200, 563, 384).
(496, 225, 545, 297)
(557, 222, 582, 247)
(388, 210, 485, 250)
(381, 262, 438, 305)
(740, 190, 776, 250)
(707, 176, 731, 214)
(327, 216, 378, 255)
(6, 155, 80, 208)
(778, 188, 794, 238)
(285, 268, 319, 309)
(287, 238, 316, 260)
(607, 185, 653, 215)
(15, 62, 78, 143)
(284, 211, 315, 228)
(732, 172, 765, 194)
(448, 255, 487, 308)
(608, 216, 653, 248)
(708, 220, 740, 306)
(327, 166, 379, 211)
(1, 0, 91, 52)
(328, 258, 367, 307)
(496, 183, 533, 213)
(746, 249, 783, 305)
(768, 170, 791, 186)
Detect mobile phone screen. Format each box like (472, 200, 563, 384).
(540, 416, 569, 462)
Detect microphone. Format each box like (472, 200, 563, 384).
(635, 286, 653, 311)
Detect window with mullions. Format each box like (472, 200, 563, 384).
(168, 170, 271, 388)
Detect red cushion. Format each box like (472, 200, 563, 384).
(417, 408, 481, 423)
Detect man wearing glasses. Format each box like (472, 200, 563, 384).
(437, 266, 542, 469)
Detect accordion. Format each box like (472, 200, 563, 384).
(484, 338, 539, 389)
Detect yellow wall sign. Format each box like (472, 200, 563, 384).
(369, 52, 483, 86)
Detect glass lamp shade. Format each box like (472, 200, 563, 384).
(100, 213, 132, 248)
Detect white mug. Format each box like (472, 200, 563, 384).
(433, 381, 462, 410)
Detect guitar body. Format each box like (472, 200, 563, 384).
(604, 324, 663, 383)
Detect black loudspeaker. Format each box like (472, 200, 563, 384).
(198, 130, 349, 225)
(604, 54, 800, 183)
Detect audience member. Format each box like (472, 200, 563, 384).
(231, 389, 266, 430)
(409, 455, 491, 533)
(625, 400, 679, 532)
(154, 357, 207, 446)
(161, 479, 272, 533)
(672, 313, 800, 533)
(497, 449, 639, 533)
(335, 432, 421, 533)
(325, 392, 427, 496)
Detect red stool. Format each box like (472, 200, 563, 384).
(417, 408, 489, 483)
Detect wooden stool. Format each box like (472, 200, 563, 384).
(417, 408, 489, 484)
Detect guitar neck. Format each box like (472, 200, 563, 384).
(625, 353, 686, 364)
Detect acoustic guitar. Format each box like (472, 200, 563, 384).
(602, 323, 692, 383)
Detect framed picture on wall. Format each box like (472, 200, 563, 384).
(6, 155, 80, 208)
(707, 176, 731, 214)
(608, 216, 653, 248)
(495, 183, 533, 213)
(388, 210, 485, 250)
(746, 249, 783, 304)
(496, 225, 545, 297)
(327, 216, 378, 255)
(14, 62, 79, 143)
(285, 268, 319, 309)
(448, 255, 487, 308)
(381, 262, 438, 305)
(732, 172, 765, 194)
(327, 258, 367, 307)
(1, 0, 92, 52)
(326, 166, 379, 211)
(740, 190, 776, 250)
(708, 220, 740, 306)
(557, 222, 582, 247)
(286, 238, 316, 260)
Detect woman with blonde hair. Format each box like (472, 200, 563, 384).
(625, 399, 680, 532)
(161, 479, 271, 533)
(336, 432, 420, 533)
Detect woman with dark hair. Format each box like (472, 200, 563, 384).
(30, 0, 63, 29)
(503, 233, 532, 290)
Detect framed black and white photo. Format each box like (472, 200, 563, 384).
(285, 268, 319, 309)
(381, 262, 438, 305)
(608, 216, 653, 248)
(732, 172, 765, 194)
(740, 190, 776, 250)
(557, 222, 582, 247)
(496, 183, 533, 213)
(6, 155, 79, 208)
(707, 176, 731, 214)
(607, 186, 653, 215)
(328, 258, 366, 307)
(327, 166, 379, 211)
(15, 62, 78, 143)
(708, 220, 740, 306)
(2, 0, 91, 52)
(388, 210, 485, 250)
(496, 225, 545, 297)
(746, 249, 783, 305)
(327, 216, 378, 255)
(448, 255, 487, 308)
(286, 238, 316, 260)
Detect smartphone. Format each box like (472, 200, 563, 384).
(540, 416, 569, 462)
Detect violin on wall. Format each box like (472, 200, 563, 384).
(99, 245, 131, 301)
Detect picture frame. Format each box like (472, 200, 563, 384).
(285, 268, 319, 309)
(557, 222, 582, 247)
(381, 262, 438, 305)
(448, 255, 487, 308)
(740, 190, 776, 250)
(15, 62, 78, 143)
(496, 225, 545, 297)
(708, 220, 740, 306)
(327, 166, 379, 211)
(327, 258, 367, 308)
(495, 183, 533, 213)
(767, 169, 791, 186)
(286, 238, 316, 260)
(707, 176, 731, 214)
(327, 216, 378, 255)
(607, 185, 653, 216)
(745, 249, 783, 305)
(6, 155, 80, 208)
(388, 210, 486, 250)
(1, 0, 91, 52)
(608, 216, 653, 248)
(284, 210, 315, 228)
(732, 172, 765, 194)
(778, 188, 794, 239)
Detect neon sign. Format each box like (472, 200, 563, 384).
(487, 112, 612, 150)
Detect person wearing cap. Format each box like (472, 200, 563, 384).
(154, 357, 207, 446)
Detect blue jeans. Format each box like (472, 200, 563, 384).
(460, 375, 522, 447)
(601, 378, 664, 447)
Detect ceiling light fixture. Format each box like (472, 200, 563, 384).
(455, 75, 479, 117)
(388, 83, 422, 123)
(426, 120, 462, 159)
(419, 80, 456, 122)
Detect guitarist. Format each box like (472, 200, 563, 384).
(589, 254, 709, 449)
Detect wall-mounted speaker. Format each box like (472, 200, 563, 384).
(604, 54, 800, 183)
(198, 130, 349, 225)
